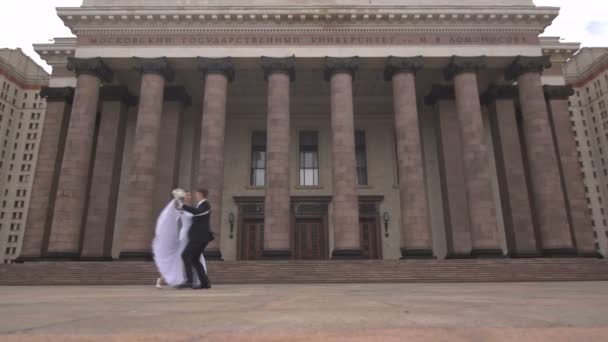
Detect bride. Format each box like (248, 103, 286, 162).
(153, 189, 207, 288)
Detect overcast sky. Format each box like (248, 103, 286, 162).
(0, 0, 606, 72)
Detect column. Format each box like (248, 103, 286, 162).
(544, 85, 598, 257)
(325, 57, 362, 259)
(46, 58, 112, 259)
(385, 56, 433, 258)
(154, 87, 191, 214)
(261, 56, 295, 259)
(80, 87, 132, 260)
(19, 87, 74, 261)
(120, 57, 174, 259)
(482, 86, 539, 257)
(444, 56, 502, 257)
(506, 56, 575, 256)
(425, 85, 472, 258)
(197, 57, 235, 259)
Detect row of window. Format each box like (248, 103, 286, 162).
(0, 211, 24, 220)
(250, 130, 370, 187)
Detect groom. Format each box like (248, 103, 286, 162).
(177, 188, 214, 289)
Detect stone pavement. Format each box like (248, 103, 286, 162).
(1, 282, 608, 341)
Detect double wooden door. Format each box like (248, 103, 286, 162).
(293, 219, 326, 260)
(239, 219, 264, 260)
(360, 217, 380, 259)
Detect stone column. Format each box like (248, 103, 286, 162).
(325, 57, 362, 259)
(46, 58, 112, 259)
(425, 85, 472, 258)
(261, 56, 295, 259)
(544, 85, 598, 257)
(197, 57, 235, 260)
(444, 56, 502, 258)
(385, 56, 433, 259)
(19, 87, 74, 261)
(506, 56, 575, 256)
(154, 87, 191, 214)
(80, 87, 132, 260)
(120, 58, 174, 259)
(482, 86, 539, 257)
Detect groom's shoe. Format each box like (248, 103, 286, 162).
(176, 282, 193, 289)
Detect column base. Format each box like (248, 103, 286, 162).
(445, 252, 472, 259)
(14, 256, 43, 263)
(400, 248, 435, 259)
(79, 256, 114, 262)
(332, 249, 365, 260)
(471, 249, 506, 258)
(578, 251, 603, 258)
(542, 248, 578, 257)
(119, 251, 153, 261)
(262, 250, 292, 260)
(510, 251, 542, 258)
(44, 252, 80, 261)
(203, 250, 223, 261)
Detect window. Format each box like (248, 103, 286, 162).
(250, 131, 266, 187)
(355, 130, 368, 186)
(299, 131, 319, 187)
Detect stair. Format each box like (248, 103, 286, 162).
(1, 259, 608, 285)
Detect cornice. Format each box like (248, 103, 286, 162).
(100, 86, 136, 105)
(424, 84, 454, 106)
(444, 56, 486, 80)
(505, 55, 551, 80)
(164, 86, 192, 106)
(543, 85, 574, 100)
(198, 57, 235, 82)
(261, 56, 296, 82)
(324, 57, 359, 81)
(480, 85, 518, 105)
(133, 57, 175, 81)
(384, 56, 424, 81)
(66, 57, 113, 82)
(57, 7, 559, 34)
(40, 86, 75, 103)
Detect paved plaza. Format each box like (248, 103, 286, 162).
(1, 282, 608, 341)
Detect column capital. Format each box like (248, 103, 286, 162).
(480, 85, 518, 105)
(164, 86, 192, 107)
(424, 84, 454, 106)
(543, 85, 574, 100)
(66, 57, 113, 83)
(133, 57, 175, 81)
(384, 56, 424, 81)
(100, 86, 136, 106)
(444, 56, 486, 81)
(506, 55, 552, 80)
(40, 86, 75, 103)
(261, 56, 296, 82)
(198, 57, 235, 82)
(324, 56, 359, 82)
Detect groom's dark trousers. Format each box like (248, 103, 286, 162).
(181, 200, 214, 288)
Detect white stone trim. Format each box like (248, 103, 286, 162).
(75, 45, 542, 58)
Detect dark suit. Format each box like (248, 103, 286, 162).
(181, 200, 213, 288)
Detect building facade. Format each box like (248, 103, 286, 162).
(19, 0, 600, 262)
(565, 48, 608, 257)
(0, 49, 49, 263)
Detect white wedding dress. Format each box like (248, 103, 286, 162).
(152, 200, 207, 287)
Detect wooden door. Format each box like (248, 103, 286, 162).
(294, 219, 325, 260)
(360, 218, 379, 259)
(239, 219, 264, 260)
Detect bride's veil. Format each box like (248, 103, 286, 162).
(152, 200, 186, 286)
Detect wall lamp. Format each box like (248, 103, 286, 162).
(383, 211, 390, 238)
(228, 212, 235, 239)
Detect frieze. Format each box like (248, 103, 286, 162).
(78, 32, 538, 47)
